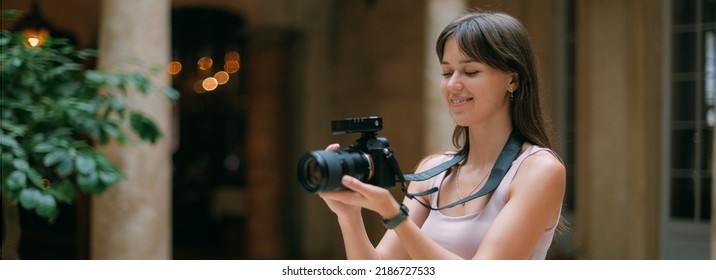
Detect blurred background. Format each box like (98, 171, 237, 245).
(0, 0, 713, 260)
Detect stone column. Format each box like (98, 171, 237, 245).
(91, 0, 172, 259)
(575, 0, 661, 259)
(423, 0, 467, 154)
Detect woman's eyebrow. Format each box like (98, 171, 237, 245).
(440, 59, 479, 65)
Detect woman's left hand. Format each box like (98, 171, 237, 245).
(319, 175, 401, 219)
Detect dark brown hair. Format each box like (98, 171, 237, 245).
(436, 11, 553, 152)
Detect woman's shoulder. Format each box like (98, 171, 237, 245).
(520, 145, 564, 170)
(510, 145, 566, 197)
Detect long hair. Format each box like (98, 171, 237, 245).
(436, 11, 553, 152)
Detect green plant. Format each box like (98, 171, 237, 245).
(0, 30, 178, 222)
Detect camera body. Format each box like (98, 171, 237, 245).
(297, 116, 398, 193)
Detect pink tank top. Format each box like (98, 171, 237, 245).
(420, 145, 561, 260)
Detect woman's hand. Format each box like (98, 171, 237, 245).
(318, 144, 362, 217)
(318, 144, 401, 219)
(328, 175, 401, 219)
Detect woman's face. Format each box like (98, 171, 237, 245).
(440, 37, 515, 127)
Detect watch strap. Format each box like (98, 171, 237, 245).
(382, 204, 409, 229)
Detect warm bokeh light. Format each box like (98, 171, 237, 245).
(224, 51, 239, 61)
(214, 71, 229, 85)
(167, 60, 182, 75)
(22, 29, 48, 48)
(224, 60, 240, 74)
(193, 80, 206, 94)
(202, 77, 219, 91)
(27, 37, 40, 47)
(224, 51, 240, 73)
(197, 56, 213, 71)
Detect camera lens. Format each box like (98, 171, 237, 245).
(297, 150, 373, 193)
(302, 157, 324, 187)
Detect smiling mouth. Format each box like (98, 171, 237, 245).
(450, 97, 474, 105)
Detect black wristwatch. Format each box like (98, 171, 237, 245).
(382, 204, 409, 229)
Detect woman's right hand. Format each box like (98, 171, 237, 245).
(318, 144, 362, 218)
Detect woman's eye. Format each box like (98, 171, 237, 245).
(441, 72, 453, 78)
(464, 71, 479, 76)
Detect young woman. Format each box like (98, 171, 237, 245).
(319, 11, 566, 260)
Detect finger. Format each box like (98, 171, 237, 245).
(325, 143, 340, 151)
(318, 191, 347, 202)
(341, 175, 373, 193)
(320, 189, 363, 204)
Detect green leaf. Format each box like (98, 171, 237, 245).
(0, 10, 22, 20)
(109, 96, 124, 111)
(84, 70, 106, 85)
(49, 179, 74, 203)
(0, 134, 19, 149)
(1, 153, 13, 165)
(54, 81, 81, 97)
(12, 158, 29, 171)
(98, 170, 122, 186)
(26, 168, 44, 189)
(10, 57, 21, 67)
(75, 154, 96, 175)
(131, 73, 153, 93)
(161, 86, 180, 101)
(19, 188, 58, 222)
(55, 158, 74, 177)
(43, 150, 68, 166)
(77, 172, 99, 192)
(80, 118, 100, 139)
(6, 170, 27, 190)
(75, 49, 99, 59)
(44, 63, 82, 80)
(130, 112, 161, 143)
(36, 197, 59, 222)
(33, 142, 56, 153)
(101, 121, 122, 139)
(19, 188, 42, 209)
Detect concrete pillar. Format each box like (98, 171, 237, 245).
(423, 0, 467, 154)
(92, 0, 172, 259)
(575, 0, 661, 259)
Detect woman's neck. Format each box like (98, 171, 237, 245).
(465, 119, 513, 168)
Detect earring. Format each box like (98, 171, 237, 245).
(509, 89, 514, 101)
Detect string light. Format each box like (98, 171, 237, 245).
(202, 77, 219, 91)
(168, 60, 183, 75)
(214, 71, 229, 85)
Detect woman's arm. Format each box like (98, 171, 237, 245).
(338, 174, 465, 260)
(471, 150, 566, 259)
(320, 154, 450, 259)
(323, 150, 564, 260)
(325, 154, 467, 259)
(379, 150, 565, 260)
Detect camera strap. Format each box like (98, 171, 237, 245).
(391, 131, 525, 210)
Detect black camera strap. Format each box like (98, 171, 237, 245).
(389, 131, 525, 210)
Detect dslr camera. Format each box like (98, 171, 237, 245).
(297, 116, 399, 193)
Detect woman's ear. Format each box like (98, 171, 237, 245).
(508, 72, 519, 90)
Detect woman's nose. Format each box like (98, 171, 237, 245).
(446, 74, 463, 91)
